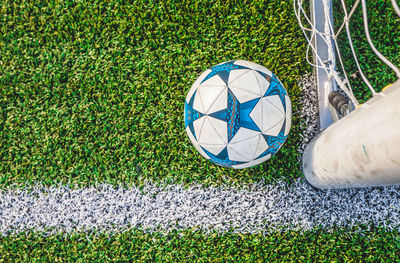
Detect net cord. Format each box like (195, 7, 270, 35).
(295, 0, 400, 105)
(392, 0, 400, 18)
(323, 0, 358, 103)
(294, 0, 358, 105)
(340, 0, 376, 95)
(335, 0, 360, 36)
(361, 0, 400, 79)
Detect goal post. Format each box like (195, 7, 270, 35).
(311, 0, 338, 130)
(295, 0, 400, 189)
(303, 80, 400, 189)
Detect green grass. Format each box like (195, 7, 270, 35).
(1, 0, 400, 261)
(1, 227, 400, 262)
(0, 0, 308, 188)
(335, 0, 400, 102)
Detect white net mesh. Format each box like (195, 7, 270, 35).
(294, 0, 400, 107)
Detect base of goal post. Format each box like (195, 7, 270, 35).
(303, 80, 400, 189)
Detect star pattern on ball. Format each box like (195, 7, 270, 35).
(209, 90, 261, 143)
(258, 71, 288, 112)
(201, 61, 251, 85)
(200, 145, 246, 167)
(184, 90, 205, 140)
(255, 122, 288, 160)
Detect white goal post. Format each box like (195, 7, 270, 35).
(295, 0, 400, 189)
(303, 80, 400, 189)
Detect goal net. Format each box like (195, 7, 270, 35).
(294, 0, 400, 189)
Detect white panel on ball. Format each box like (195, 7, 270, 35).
(229, 70, 263, 97)
(232, 154, 272, 169)
(197, 85, 226, 113)
(252, 154, 272, 165)
(193, 116, 206, 140)
(227, 145, 251, 162)
(249, 61, 269, 71)
(186, 69, 212, 102)
(254, 71, 271, 95)
(263, 118, 284, 137)
(264, 95, 285, 114)
(193, 88, 206, 113)
(227, 69, 251, 85)
(249, 97, 284, 134)
(198, 116, 227, 145)
(234, 60, 265, 72)
(247, 98, 263, 131)
(199, 143, 226, 156)
(207, 116, 228, 144)
(252, 134, 269, 158)
(260, 97, 284, 133)
(200, 74, 226, 87)
(284, 95, 292, 136)
(229, 86, 260, 104)
(207, 88, 228, 114)
(229, 127, 260, 144)
(228, 132, 260, 161)
(253, 65, 273, 77)
(186, 126, 210, 160)
(231, 163, 251, 169)
(233, 60, 253, 68)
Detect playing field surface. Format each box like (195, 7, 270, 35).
(1, 0, 400, 261)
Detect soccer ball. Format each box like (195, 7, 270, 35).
(184, 60, 291, 169)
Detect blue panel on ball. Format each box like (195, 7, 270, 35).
(201, 61, 250, 85)
(227, 89, 240, 142)
(209, 89, 261, 143)
(238, 98, 261, 133)
(184, 90, 205, 140)
(200, 145, 245, 168)
(256, 121, 288, 160)
(209, 108, 228, 122)
(261, 73, 288, 112)
(257, 71, 287, 112)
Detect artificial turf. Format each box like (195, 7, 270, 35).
(1, 227, 400, 262)
(1, 0, 397, 188)
(335, 0, 400, 102)
(0, 0, 308, 188)
(1, 0, 400, 261)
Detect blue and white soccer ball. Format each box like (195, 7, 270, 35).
(184, 60, 291, 169)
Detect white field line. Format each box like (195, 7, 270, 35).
(1, 179, 400, 235)
(299, 74, 319, 153)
